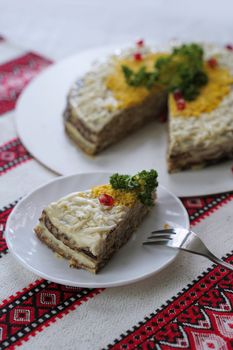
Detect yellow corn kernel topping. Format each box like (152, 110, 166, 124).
(91, 184, 137, 207)
(105, 53, 166, 109)
(170, 63, 233, 117)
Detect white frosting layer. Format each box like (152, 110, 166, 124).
(68, 46, 152, 132)
(169, 45, 233, 155)
(68, 65, 118, 132)
(45, 191, 128, 256)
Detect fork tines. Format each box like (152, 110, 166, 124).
(143, 229, 175, 245)
(151, 229, 176, 235)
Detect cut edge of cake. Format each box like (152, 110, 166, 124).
(64, 90, 167, 155)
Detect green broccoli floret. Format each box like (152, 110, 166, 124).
(121, 43, 208, 101)
(109, 173, 139, 190)
(122, 65, 153, 88)
(110, 169, 158, 206)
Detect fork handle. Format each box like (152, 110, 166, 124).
(186, 247, 233, 271)
(180, 237, 233, 271)
(206, 252, 233, 271)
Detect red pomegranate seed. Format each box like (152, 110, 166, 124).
(176, 99, 186, 111)
(99, 193, 114, 206)
(226, 44, 233, 51)
(207, 57, 218, 68)
(134, 52, 143, 61)
(173, 89, 183, 101)
(136, 39, 144, 47)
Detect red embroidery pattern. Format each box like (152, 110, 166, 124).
(0, 201, 17, 256)
(181, 192, 233, 226)
(0, 280, 103, 349)
(0, 138, 32, 175)
(0, 52, 51, 115)
(107, 260, 233, 349)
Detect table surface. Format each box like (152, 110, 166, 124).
(1, 2, 233, 349)
(1, 0, 233, 60)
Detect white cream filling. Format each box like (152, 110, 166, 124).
(36, 223, 96, 269)
(65, 121, 97, 152)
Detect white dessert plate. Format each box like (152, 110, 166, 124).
(16, 44, 233, 197)
(5, 172, 189, 288)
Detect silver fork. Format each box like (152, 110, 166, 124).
(143, 227, 233, 271)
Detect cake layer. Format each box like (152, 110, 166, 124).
(65, 120, 97, 155)
(64, 90, 167, 155)
(167, 144, 233, 172)
(35, 223, 98, 273)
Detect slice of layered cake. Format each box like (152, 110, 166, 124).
(64, 40, 233, 172)
(34, 170, 158, 273)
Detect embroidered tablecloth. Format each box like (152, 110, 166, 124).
(1, 36, 233, 350)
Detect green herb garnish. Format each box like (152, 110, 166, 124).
(122, 43, 208, 101)
(110, 169, 158, 206)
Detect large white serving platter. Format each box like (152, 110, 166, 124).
(5, 172, 189, 288)
(16, 44, 233, 197)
